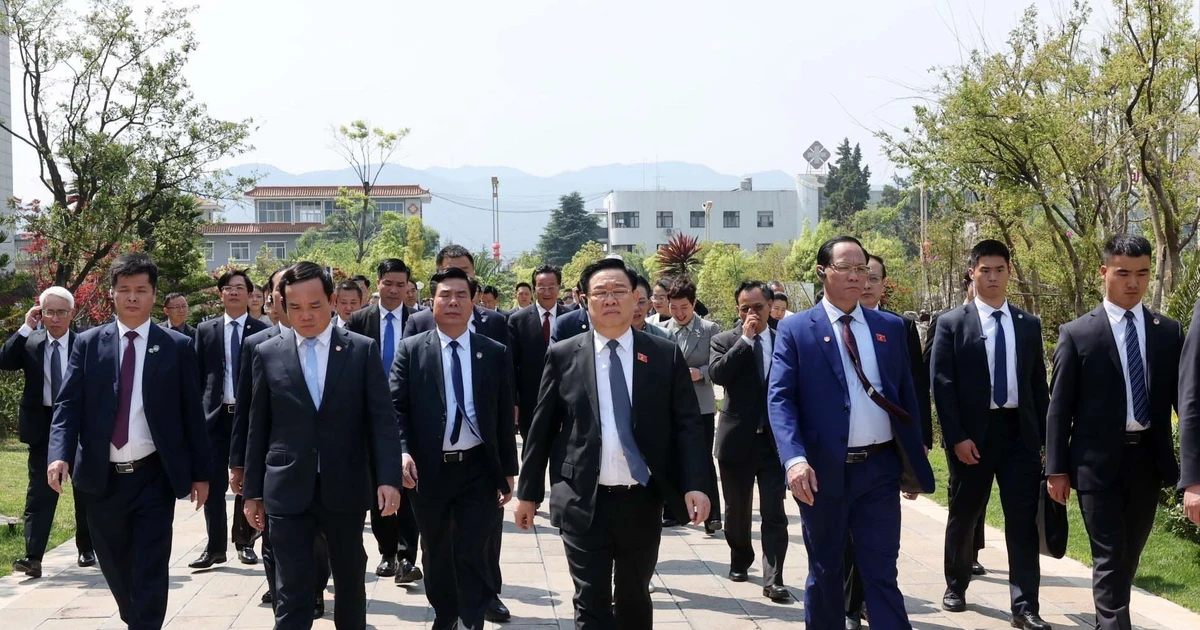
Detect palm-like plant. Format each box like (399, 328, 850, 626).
(656, 233, 702, 279)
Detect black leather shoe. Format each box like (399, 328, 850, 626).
(395, 559, 423, 584)
(942, 589, 967, 612)
(13, 557, 42, 578)
(1011, 612, 1052, 630)
(188, 551, 227, 569)
(484, 596, 511, 622)
(662, 518, 679, 528)
(77, 551, 97, 567)
(375, 554, 398, 577)
(727, 569, 748, 582)
(237, 547, 258, 565)
(261, 591, 272, 604)
(763, 585, 791, 602)
(705, 519, 723, 535)
(972, 561, 987, 576)
(845, 615, 863, 630)
(314, 600, 324, 619)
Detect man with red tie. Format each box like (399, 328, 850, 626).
(507, 265, 567, 440)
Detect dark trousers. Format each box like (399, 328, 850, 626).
(664, 412, 721, 524)
(86, 456, 175, 630)
(203, 431, 231, 553)
(412, 458, 500, 630)
(944, 410, 1042, 615)
(718, 432, 787, 585)
(798, 448, 909, 629)
(268, 483, 367, 630)
(260, 517, 330, 605)
(371, 480, 421, 565)
(561, 485, 662, 630)
(24, 440, 92, 560)
(1077, 438, 1161, 630)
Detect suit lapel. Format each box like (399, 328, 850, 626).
(214, 318, 226, 372)
(1092, 306, 1123, 375)
(961, 304, 991, 383)
(1009, 306, 1026, 381)
(279, 329, 316, 415)
(1141, 305, 1159, 395)
(368, 305, 382, 344)
(810, 309, 849, 393)
(142, 325, 165, 414)
(864, 311, 890, 387)
(319, 327, 350, 414)
(426, 333, 447, 414)
(100, 324, 119, 396)
(576, 334, 601, 434)
(470, 333, 487, 432)
(27, 329, 46, 382)
(631, 332, 650, 429)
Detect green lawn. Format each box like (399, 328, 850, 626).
(926, 448, 1200, 612)
(0, 442, 79, 578)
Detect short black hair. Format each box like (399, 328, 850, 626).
(515, 281, 532, 292)
(655, 276, 674, 292)
(436, 245, 474, 268)
(532, 265, 562, 286)
(666, 278, 697, 303)
(961, 270, 972, 290)
(775, 294, 789, 305)
(579, 257, 637, 294)
(481, 285, 500, 298)
(734, 280, 775, 303)
(1102, 233, 1153, 263)
(431, 266, 477, 298)
(407, 279, 418, 288)
(868, 254, 888, 280)
(110, 253, 158, 289)
(968, 239, 1011, 268)
(164, 292, 186, 306)
(265, 266, 290, 294)
(337, 280, 363, 300)
(351, 274, 371, 288)
(816, 235, 868, 267)
(278, 261, 334, 311)
(218, 269, 254, 293)
(376, 258, 410, 280)
(635, 275, 652, 296)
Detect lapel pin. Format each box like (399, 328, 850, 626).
(1017, 313, 1024, 319)
(637, 353, 648, 363)
(823, 336, 831, 342)
(335, 346, 343, 352)
(582, 323, 588, 329)
(876, 333, 887, 343)
(148, 345, 160, 354)
(1153, 317, 1161, 325)
(476, 352, 483, 359)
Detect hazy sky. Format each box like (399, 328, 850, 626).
(8, 0, 1160, 200)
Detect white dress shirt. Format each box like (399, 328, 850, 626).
(294, 322, 333, 403)
(379, 304, 406, 355)
(975, 298, 1019, 409)
(738, 325, 773, 380)
(439, 328, 482, 451)
(593, 328, 639, 486)
(18, 324, 70, 406)
(223, 312, 248, 404)
(1103, 299, 1150, 431)
(536, 303, 559, 339)
(336, 317, 349, 328)
(110, 319, 157, 463)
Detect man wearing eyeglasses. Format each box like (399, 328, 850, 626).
(190, 269, 269, 569)
(162, 293, 195, 339)
(1, 287, 96, 578)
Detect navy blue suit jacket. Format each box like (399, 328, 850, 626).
(49, 322, 209, 498)
(550, 307, 590, 343)
(404, 304, 510, 348)
(767, 304, 934, 497)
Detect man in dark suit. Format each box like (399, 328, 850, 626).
(767, 236, 934, 630)
(931, 240, 1050, 630)
(403, 245, 513, 621)
(1181, 299, 1200, 527)
(243, 262, 402, 630)
(709, 281, 790, 602)
(48, 253, 210, 630)
(346, 258, 416, 581)
(508, 264, 567, 440)
(1047, 234, 1181, 630)
(515, 257, 712, 630)
(391, 267, 518, 630)
(1, 288, 94, 578)
(162, 292, 195, 339)
(189, 269, 269, 569)
(514, 281, 533, 310)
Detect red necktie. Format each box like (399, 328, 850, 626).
(542, 311, 551, 344)
(112, 330, 139, 448)
(837, 315, 912, 426)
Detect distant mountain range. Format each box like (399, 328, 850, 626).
(220, 162, 804, 254)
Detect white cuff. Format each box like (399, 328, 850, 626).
(784, 455, 808, 471)
(18, 324, 32, 337)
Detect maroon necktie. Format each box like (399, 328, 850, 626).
(112, 330, 138, 449)
(542, 311, 551, 344)
(837, 315, 912, 426)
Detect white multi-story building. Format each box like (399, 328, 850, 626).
(0, 30, 15, 265)
(601, 176, 823, 253)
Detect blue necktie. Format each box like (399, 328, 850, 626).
(991, 310, 1008, 408)
(302, 337, 322, 408)
(448, 340, 469, 445)
(1125, 311, 1150, 427)
(606, 339, 650, 486)
(382, 312, 396, 374)
(230, 321, 241, 386)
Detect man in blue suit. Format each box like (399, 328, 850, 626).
(767, 235, 934, 629)
(48, 253, 210, 630)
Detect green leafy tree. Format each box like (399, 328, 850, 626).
(508, 251, 544, 293)
(142, 195, 214, 312)
(561, 241, 607, 291)
(696, 243, 756, 328)
(823, 138, 872, 224)
(785, 219, 841, 284)
(537, 192, 600, 267)
(331, 120, 411, 263)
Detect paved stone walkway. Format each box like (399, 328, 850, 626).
(2, 486, 1199, 629)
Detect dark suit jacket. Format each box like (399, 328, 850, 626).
(404, 304, 509, 348)
(167, 322, 196, 340)
(767, 305, 935, 496)
(709, 323, 776, 464)
(194, 315, 269, 435)
(48, 322, 208, 498)
(245, 326, 401, 515)
(348, 302, 413, 349)
(884, 308, 933, 449)
(390, 330, 518, 495)
(229, 324, 283, 468)
(517, 328, 708, 534)
(1179, 298, 1200, 490)
(550, 307, 590, 343)
(508, 304, 569, 430)
(0, 328, 75, 445)
(930, 302, 1049, 454)
(1047, 305, 1181, 491)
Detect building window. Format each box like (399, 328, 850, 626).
(756, 243, 772, 253)
(377, 201, 405, 213)
(656, 211, 673, 229)
(690, 211, 705, 228)
(723, 211, 740, 228)
(729, 243, 740, 249)
(612, 212, 640, 228)
(758, 211, 775, 228)
(296, 200, 323, 223)
(229, 242, 250, 262)
(325, 200, 336, 218)
(612, 244, 636, 253)
(264, 241, 286, 260)
(202, 242, 214, 261)
(257, 200, 292, 223)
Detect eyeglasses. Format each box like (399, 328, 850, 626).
(588, 289, 631, 302)
(650, 295, 666, 302)
(164, 305, 188, 311)
(535, 285, 559, 292)
(827, 263, 870, 276)
(221, 286, 247, 294)
(865, 275, 883, 286)
(737, 304, 768, 314)
(42, 309, 72, 319)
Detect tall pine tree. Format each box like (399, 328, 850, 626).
(822, 138, 872, 224)
(537, 192, 599, 267)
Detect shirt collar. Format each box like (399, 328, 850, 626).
(974, 297, 1012, 320)
(593, 327, 635, 355)
(437, 327, 470, 350)
(224, 311, 248, 327)
(47, 329, 69, 345)
(821, 299, 865, 325)
(117, 318, 153, 341)
(277, 322, 291, 333)
(1103, 299, 1143, 325)
(382, 303, 405, 321)
(295, 321, 335, 348)
(536, 303, 557, 319)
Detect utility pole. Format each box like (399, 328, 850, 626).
(491, 176, 501, 260)
(702, 201, 714, 242)
(919, 181, 929, 309)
